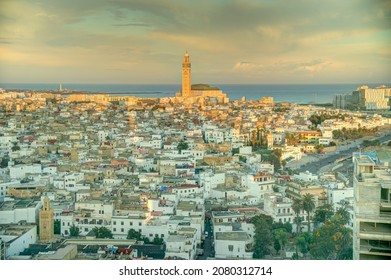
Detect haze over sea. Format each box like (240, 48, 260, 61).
(1, 83, 389, 104)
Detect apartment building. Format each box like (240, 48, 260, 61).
(353, 154, 391, 260)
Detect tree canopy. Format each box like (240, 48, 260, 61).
(310, 216, 353, 260)
(177, 140, 189, 153)
(251, 214, 273, 259)
(313, 203, 334, 225)
(69, 224, 80, 237)
(93, 226, 113, 239)
(302, 193, 316, 233)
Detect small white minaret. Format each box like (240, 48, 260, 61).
(59, 83, 62, 92)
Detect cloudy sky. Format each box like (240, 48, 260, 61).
(0, 0, 390, 84)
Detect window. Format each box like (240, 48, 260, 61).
(130, 222, 133, 226)
(161, 234, 164, 238)
(121, 221, 124, 226)
(228, 245, 234, 252)
(113, 221, 116, 225)
(139, 222, 142, 226)
(121, 228, 124, 232)
(113, 228, 116, 232)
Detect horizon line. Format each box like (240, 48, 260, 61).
(1, 82, 390, 86)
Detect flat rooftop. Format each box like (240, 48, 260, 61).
(212, 211, 242, 217)
(0, 200, 40, 211)
(216, 231, 249, 241)
(356, 155, 375, 165)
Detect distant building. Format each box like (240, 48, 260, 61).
(176, 52, 229, 104)
(358, 85, 391, 110)
(334, 85, 391, 110)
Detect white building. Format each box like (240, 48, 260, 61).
(9, 164, 42, 179)
(242, 172, 275, 203)
(165, 228, 197, 260)
(199, 171, 226, 199)
(327, 182, 354, 212)
(215, 231, 253, 259)
(0, 200, 42, 224)
(293, 171, 319, 182)
(0, 223, 37, 259)
(358, 85, 391, 110)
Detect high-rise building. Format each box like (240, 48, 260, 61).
(39, 197, 54, 242)
(176, 52, 229, 103)
(182, 51, 191, 97)
(358, 85, 391, 110)
(352, 154, 391, 260)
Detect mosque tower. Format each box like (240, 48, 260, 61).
(181, 51, 191, 97)
(39, 197, 54, 242)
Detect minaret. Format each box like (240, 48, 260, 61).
(39, 197, 54, 242)
(182, 51, 191, 97)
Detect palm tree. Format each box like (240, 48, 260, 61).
(292, 198, 303, 234)
(302, 193, 316, 233)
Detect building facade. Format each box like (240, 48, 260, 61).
(353, 155, 391, 260)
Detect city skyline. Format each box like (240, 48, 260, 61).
(0, 0, 390, 84)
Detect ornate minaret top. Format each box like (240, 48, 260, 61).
(182, 51, 191, 96)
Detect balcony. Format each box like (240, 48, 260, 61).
(360, 239, 391, 257)
(359, 222, 391, 241)
(380, 199, 391, 208)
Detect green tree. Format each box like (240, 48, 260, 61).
(310, 216, 353, 260)
(93, 226, 113, 239)
(292, 198, 303, 234)
(272, 221, 292, 234)
(335, 204, 350, 226)
(127, 229, 141, 240)
(0, 157, 9, 168)
(152, 236, 164, 245)
(11, 143, 21, 152)
(177, 140, 189, 153)
(294, 232, 312, 259)
(313, 203, 334, 225)
(273, 228, 289, 252)
(285, 132, 298, 146)
(54, 220, 61, 235)
(69, 224, 80, 237)
(329, 141, 337, 146)
(302, 193, 316, 233)
(251, 214, 273, 259)
(274, 239, 281, 254)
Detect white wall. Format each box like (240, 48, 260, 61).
(10, 164, 42, 179)
(2, 225, 37, 257)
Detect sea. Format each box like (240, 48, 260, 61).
(0, 83, 389, 104)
